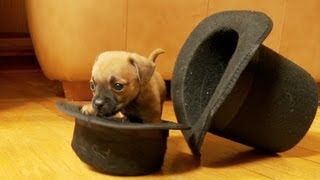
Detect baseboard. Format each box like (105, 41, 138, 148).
(0, 33, 34, 56)
(0, 55, 40, 72)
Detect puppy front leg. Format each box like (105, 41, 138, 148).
(81, 103, 96, 115)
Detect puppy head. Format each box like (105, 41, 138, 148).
(89, 49, 164, 116)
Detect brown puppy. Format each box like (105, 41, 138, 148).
(81, 49, 166, 123)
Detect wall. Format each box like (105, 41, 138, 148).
(25, 0, 320, 82)
(0, 0, 29, 33)
(126, 0, 320, 80)
(0, 0, 33, 56)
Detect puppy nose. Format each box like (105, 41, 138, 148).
(93, 99, 104, 109)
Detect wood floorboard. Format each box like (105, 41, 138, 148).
(0, 71, 319, 179)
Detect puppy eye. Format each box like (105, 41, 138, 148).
(113, 83, 124, 91)
(89, 81, 95, 91)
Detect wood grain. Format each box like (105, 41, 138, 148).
(0, 71, 319, 179)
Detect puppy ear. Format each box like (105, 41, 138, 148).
(128, 49, 164, 84)
(94, 54, 101, 63)
(128, 53, 155, 84)
(91, 54, 101, 78)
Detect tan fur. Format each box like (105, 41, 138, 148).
(81, 49, 166, 123)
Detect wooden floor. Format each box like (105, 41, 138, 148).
(0, 71, 320, 180)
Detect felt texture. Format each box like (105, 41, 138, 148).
(56, 101, 189, 130)
(171, 10, 318, 155)
(72, 119, 168, 176)
(56, 101, 189, 175)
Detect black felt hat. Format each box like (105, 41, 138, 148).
(171, 10, 318, 156)
(56, 101, 189, 176)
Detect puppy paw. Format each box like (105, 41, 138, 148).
(81, 104, 96, 115)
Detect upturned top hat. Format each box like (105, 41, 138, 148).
(56, 101, 189, 176)
(171, 10, 318, 155)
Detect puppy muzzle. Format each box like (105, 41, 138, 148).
(93, 97, 119, 117)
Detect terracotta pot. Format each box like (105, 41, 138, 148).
(25, 0, 126, 81)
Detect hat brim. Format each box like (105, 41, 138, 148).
(171, 10, 273, 155)
(56, 101, 190, 130)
